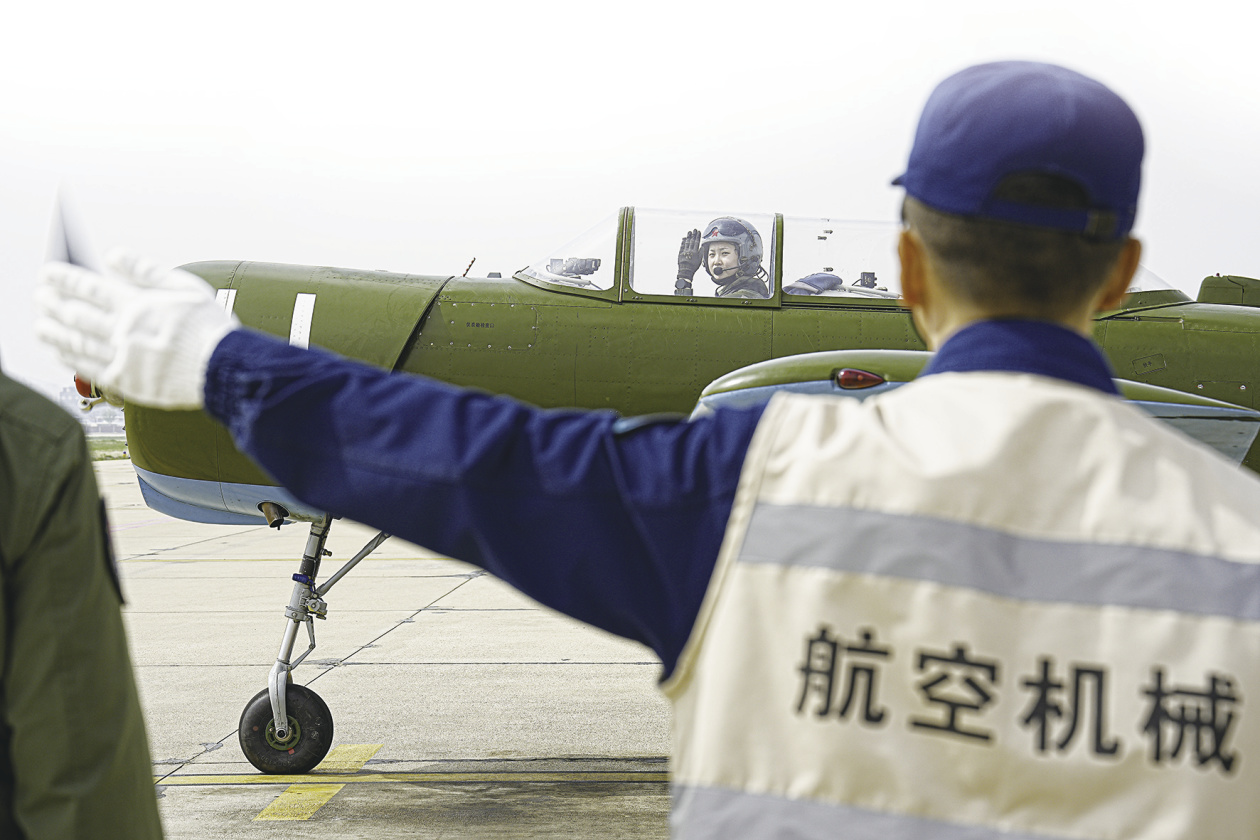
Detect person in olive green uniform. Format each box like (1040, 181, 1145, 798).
(0, 368, 163, 839)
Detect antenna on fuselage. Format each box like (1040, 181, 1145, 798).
(462, 257, 476, 277)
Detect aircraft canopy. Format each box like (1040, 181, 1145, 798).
(520, 208, 1179, 300)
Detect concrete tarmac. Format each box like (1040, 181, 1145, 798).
(98, 460, 672, 838)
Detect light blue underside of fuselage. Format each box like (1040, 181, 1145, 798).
(133, 465, 324, 525)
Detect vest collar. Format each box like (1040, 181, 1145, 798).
(919, 319, 1120, 395)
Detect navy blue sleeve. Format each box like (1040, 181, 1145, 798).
(203, 328, 764, 676)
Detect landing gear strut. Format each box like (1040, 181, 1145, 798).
(238, 516, 391, 774)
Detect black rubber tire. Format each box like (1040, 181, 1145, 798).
(238, 684, 334, 774)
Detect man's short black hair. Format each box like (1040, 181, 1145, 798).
(903, 174, 1129, 321)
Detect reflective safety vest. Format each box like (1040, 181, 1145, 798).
(662, 373, 1260, 840)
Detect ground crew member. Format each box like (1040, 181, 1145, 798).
(35, 61, 1260, 838)
(0, 368, 164, 838)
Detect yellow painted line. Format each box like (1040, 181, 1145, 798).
(163, 771, 671, 786)
(255, 784, 344, 821)
(251, 744, 382, 822)
(316, 743, 383, 772)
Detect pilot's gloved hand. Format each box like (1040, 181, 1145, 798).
(677, 228, 702, 283)
(35, 250, 239, 410)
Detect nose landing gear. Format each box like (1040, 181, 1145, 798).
(237, 516, 391, 774)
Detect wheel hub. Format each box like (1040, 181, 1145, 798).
(265, 716, 301, 750)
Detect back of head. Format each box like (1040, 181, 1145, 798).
(895, 62, 1144, 319)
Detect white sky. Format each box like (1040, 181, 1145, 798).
(3, 0, 1258, 391)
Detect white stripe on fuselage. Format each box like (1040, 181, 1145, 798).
(290, 293, 316, 348)
(216, 288, 238, 316)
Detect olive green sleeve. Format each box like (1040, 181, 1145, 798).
(0, 408, 163, 838)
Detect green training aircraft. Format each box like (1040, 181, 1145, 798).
(117, 206, 1260, 527)
(90, 206, 1260, 773)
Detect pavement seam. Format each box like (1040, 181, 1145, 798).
(115, 527, 259, 561)
(305, 572, 483, 685)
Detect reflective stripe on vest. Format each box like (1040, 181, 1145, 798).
(672, 785, 1079, 840)
(664, 375, 1260, 840)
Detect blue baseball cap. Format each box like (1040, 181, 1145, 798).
(894, 61, 1143, 240)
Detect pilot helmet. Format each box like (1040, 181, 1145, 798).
(700, 217, 763, 278)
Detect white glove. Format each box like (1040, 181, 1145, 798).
(35, 250, 239, 410)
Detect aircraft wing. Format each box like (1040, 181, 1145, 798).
(693, 349, 1260, 470)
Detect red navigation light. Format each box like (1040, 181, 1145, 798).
(834, 368, 886, 390)
(74, 374, 96, 399)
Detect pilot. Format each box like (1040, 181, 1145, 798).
(36, 62, 1260, 838)
(675, 216, 770, 298)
